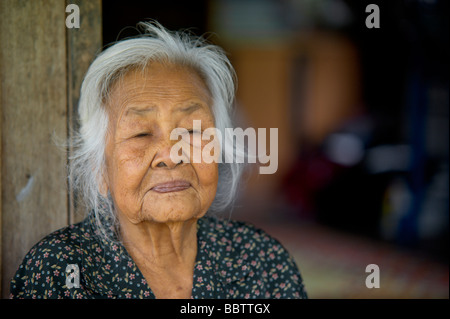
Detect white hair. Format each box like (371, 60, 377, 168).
(69, 21, 245, 239)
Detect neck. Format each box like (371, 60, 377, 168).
(118, 215, 198, 267)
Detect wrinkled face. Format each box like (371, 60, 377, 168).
(102, 62, 219, 224)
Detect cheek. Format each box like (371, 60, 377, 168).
(193, 162, 219, 197)
(119, 139, 152, 164)
(107, 144, 152, 194)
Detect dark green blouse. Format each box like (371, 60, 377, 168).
(10, 215, 307, 299)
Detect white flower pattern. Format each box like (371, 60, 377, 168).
(10, 214, 307, 299)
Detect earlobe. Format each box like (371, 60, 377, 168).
(98, 173, 109, 198)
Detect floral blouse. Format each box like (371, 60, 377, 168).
(10, 214, 307, 299)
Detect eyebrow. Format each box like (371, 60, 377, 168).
(126, 106, 156, 116)
(175, 103, 202, 114)
(125, 102, 204, 117)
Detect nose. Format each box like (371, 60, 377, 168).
(155, 160, 182, 169)
(151, 138, 185, 169)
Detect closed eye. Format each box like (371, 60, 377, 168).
(134, 133, 151, 138)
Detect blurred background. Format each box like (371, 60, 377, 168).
(103, 0, 449, 298)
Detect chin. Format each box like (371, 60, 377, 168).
(140, 205, 202, 224)
(137, 191, 203, 223)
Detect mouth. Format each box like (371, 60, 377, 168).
(151, 180, 191, 193)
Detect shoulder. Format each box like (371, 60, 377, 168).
(20, 220, 90, 264)
(9, 220, 92, 299)
(200, 216, 288, 254)
(199, 216, 308, 298)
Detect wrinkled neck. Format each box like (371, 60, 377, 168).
(118, 214, 198, 267)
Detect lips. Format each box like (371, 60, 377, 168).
(151, 180, 191, 193)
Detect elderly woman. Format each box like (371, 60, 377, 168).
(10, 22, 307, 299)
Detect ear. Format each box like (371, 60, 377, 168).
(98, 171, 109, 198)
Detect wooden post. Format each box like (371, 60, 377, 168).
(0, 0, 102, 298)
(66, 0, 103, 225)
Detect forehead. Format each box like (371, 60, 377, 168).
(106, 62, 212, 116)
